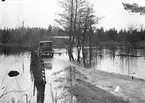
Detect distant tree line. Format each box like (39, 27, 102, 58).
(94, 27, 145, 42)
(0, 25, 59, 47)
(0, 23, 145, 67)
(0, 26, 145, 46)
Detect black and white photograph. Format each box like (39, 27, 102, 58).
(0, 0, 145, 103)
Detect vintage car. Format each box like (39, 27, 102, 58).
(38, 41, 54, 57)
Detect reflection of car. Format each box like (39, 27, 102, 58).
(38, 41, 54, 57)
(44, 62, 52, 69)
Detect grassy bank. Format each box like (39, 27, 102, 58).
(70, 79, 130, 103)
(69, 64, 145, 103)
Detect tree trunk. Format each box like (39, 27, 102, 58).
(76, 36, 81, 63)
(68, 0, 75, 61)
(89, 37, 92, 67)
(82, 36, 86, 67)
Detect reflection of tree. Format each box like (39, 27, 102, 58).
(30, 51, 46, 103)
(53, 66, 87, 103)
(107, 42, 117, 61)
(118, 45, 138, 75)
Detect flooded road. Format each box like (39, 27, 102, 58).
(0, 51, 72, 103)
(0, 47, 145, 103)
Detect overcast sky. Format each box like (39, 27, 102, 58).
(0, 0, 145, 30)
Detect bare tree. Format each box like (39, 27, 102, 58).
(80, 4, 100, 67)
(55, 0, 75, 61)
(56, 0, 102, 66)
(55, 0, 86, 61)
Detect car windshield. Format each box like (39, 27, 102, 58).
(40, 42, 52, 46)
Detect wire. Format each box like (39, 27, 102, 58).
(15, 77, 33, 92)
(0, 73, 8, 89)
(15, 79, 34, 103)
(17, 94, 26, 103)
(0, 78, 34, 100)
(0, 90, 24, 98)
(0, 78, 15, 100)
(2, 79, 14, 93)
(15, 78, 24, 93)
(0, 56, 6, 65)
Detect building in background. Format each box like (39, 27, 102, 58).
(49, 36, 69, 48)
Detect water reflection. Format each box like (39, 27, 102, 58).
(52, 65, 87, 103)
(30, 51, 46, 103)
(0, 46, 29, 56)
(0, 44, 145, 102)
(94, 45, 145, 80)
(44, 62, 52, 69)
(0, 52, 33, 103)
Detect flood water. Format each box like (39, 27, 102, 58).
(0, 46, 145, 103)
(0, 52, 33, 103)
(0, 48, 75, 103)
(93, 46, 145, 80)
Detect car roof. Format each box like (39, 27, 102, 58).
(39, 41, 52, 43)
